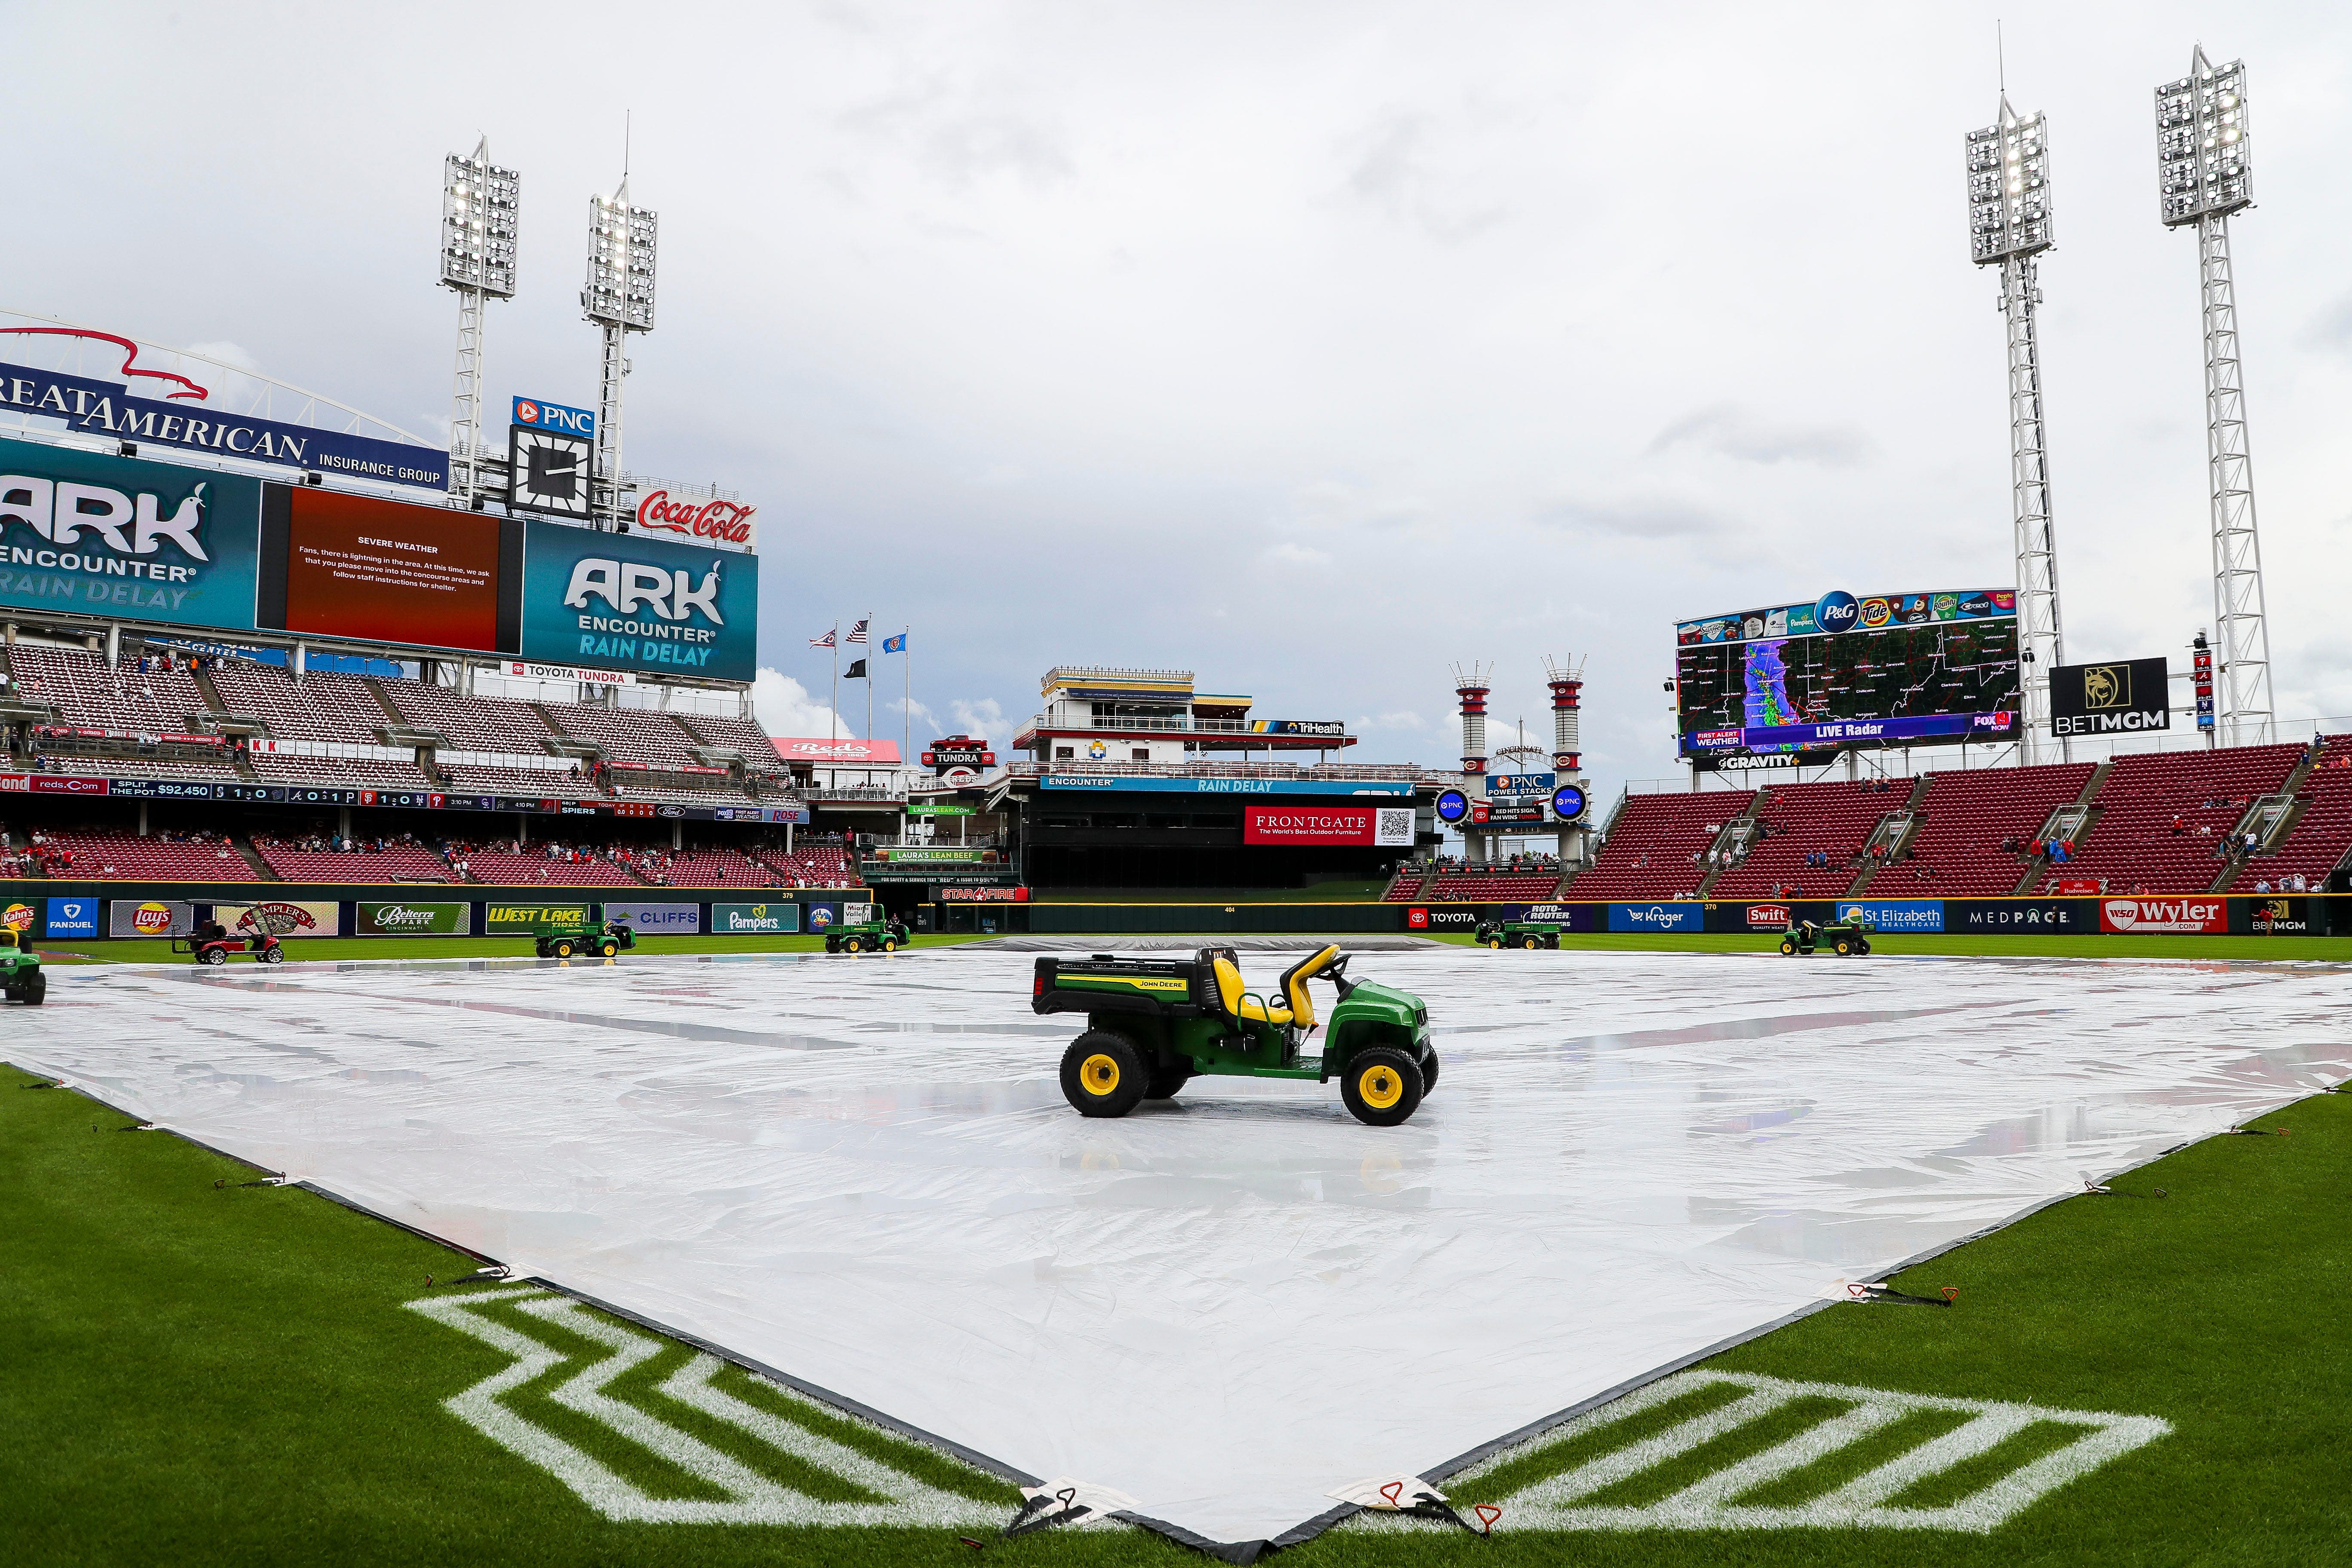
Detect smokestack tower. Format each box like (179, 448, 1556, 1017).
(1544, 654, 1585, 774)
(1452, 662, 1492, 776)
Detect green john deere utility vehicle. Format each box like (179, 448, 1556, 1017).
(1476, 919, 1561, 949)
(0, 925, 44, 1004)
(1779, 914, 1874, 957)
(824, 902, 911, 954)
(1032, 945, 1435, 1126)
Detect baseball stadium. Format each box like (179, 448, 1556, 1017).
(8, 15, 2352, 1568)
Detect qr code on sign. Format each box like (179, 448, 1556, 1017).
(1375, 808, 1415, 845)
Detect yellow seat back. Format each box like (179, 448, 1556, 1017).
(1278, 944, 1340, 1030)
(1212, 954, 1291, 1026)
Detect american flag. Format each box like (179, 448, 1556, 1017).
(808, 628, 836, 649)
(845, 619, 870, 644)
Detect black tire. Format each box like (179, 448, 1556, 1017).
(882, 937, 899, 953)
(599, 939, 619, 958)
(1834, 938, 1853, 956)
(552, 939, 575, 959)
(1060, 1032, 1147, 1118)
(260, 946, 285, 965)
(825, 937, 839, 953)
(1779, 939, 1797, 956)
(842, 935, 865, 954)
(24, 971, 43, 1005)
(1418, 1048, 1439, 1093)
(1341, 1047, 1424, 1127)
(1517, 935, 1538, 950)
(200, 947, 227, 967)
(535, 939, 551, 958)
(1546, 935, 1560, 949)
(1144, 1059, 1192, 1099)
(1484, 937, 1502, 949)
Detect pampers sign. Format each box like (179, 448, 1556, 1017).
(519, 518, 756, 683)
(0, 436, 263, 631)
(1836, 899, 1944, 933)
(1609, 903, 1703, 934)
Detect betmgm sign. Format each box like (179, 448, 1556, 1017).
(2051, 658, 2169, 737)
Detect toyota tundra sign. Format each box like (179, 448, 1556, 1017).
(1243, 804, 1415, 846)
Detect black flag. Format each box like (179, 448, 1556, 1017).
(844, 658, 868, 680)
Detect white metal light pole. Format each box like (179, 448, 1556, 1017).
(583, 175, 658, 531)
(440, 140, 518, 507)
(1965, 97, 2063, 764)
(2157, 48, 2274, 746)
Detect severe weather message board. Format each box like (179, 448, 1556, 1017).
(1675, 589, 2020, 764)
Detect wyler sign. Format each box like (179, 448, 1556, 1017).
(519, 518, 756, 682)
(0, 436, 263, 631)
(2052, 658, 2170, 736)
(1242, 805, 1415, 846)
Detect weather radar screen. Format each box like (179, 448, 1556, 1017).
(1675, 589, 2020, 766)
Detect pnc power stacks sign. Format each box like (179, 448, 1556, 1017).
(1242, 805, 1415, 847)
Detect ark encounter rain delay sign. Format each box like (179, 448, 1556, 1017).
(2051, 657, 2170, 736)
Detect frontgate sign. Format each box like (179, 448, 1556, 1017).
(0, 436, 264, 631)
(357, 901, 472, 936)
(713, 901, 799, 934)
(518, 518, 756, 683)
(484, 901, 599, 934)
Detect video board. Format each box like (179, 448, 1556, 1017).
(0, 435, 755, 684)
(1675, 589, 2019, 763)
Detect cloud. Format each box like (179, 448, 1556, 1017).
(1353, 710, 1427, 731)
(1264, 541, 1332, 568)
(1648, 403, 1876, 468)
(949, 697, 1012, 747)
(1536, 495, 1731, 541)
(751, 669, 844, 739)
(184, 340, 262, 373)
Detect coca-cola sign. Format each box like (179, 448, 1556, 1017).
(635, 490, 756, 548)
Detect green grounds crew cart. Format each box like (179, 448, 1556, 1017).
(1779, 915, 1874, 957)
(505, 905, 636, 959)
(0, 925, 43, 1003)
(1476, 919, 1561, 949)
(824, 902, 912, 954)
(1032, 945, 1436, 1127)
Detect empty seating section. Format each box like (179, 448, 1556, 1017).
(438, 765, 591, 798)
(759, 846, 857, 886)
(1898, 763, 2094, 896)
(8, 646, 211, 733)
(2050, 744, 2301, 893)
(674, 714, 793, 772)
(1709, 781, 1908, 900)
(543, 702, 701, 768)
(251, 838, 456, 882)
(377, 677, 562, 755)
(1565, 790, 1755, 900)
(246, 754, 432, 789)
(2244, 736, 2352, 890)
(16, 830, 256, 880)
(445, 845, 643, 886)
(1426, 870, 1564, 901)
(655, 849, 781, 887)
(207, 665, 390, 743)
(37, 753, 241, 780)
(1381, 867, 1429, 900)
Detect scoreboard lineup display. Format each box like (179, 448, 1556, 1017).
(1675, 588, 2021, 763)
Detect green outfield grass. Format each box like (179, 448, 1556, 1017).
(1427, 929, 2352, 960)
(6, 1049, 2345, 1567)
(34, 932, 996, 965)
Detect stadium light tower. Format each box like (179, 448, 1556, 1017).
(440, 139, 518, 507)
(2157, 47, 2274, 745)
(1965, 95, 2064, 765)
(582, 173, 658, 531)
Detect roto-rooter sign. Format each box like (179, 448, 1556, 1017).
(1243, 805, 1415, 846)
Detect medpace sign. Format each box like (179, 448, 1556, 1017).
(0, 343, 447, 493)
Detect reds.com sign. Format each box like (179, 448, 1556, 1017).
(635, 490, 756, 548)
(1243, 805, 1411, 846)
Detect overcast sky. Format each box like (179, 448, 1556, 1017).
(8, 2, 2352, 800)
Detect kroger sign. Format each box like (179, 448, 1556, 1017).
(1608, 903, 1703, 933)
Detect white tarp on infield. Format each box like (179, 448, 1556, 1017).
(15, 949, 2351, 1545)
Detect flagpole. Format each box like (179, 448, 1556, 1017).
(902, 624, 910, 768)
(864, 610, 875, 746)
(830, 622, 839, 744)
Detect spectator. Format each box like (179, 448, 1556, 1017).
(2170, 815, 2185, 836)
(2253, 877, 2271, 894)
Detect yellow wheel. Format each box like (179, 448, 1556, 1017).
(1060, 1031, 1145, 1117)
(1485, 937, 1503, 949)
(1779, 939, 1797, 956)
(882, 937, 899, 952)
(842, 936, 864, 954)
(1341, 1046, 1423, 1127)
(1834, 939, 1852, 956)
(551, 939, 575, 959)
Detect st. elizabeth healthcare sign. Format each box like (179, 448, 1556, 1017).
(0, 436, 263, 630)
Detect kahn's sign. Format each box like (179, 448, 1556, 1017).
(2052, 658, 2170, 737)
(0, 329, 447, 490)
